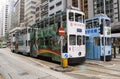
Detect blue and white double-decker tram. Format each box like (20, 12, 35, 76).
(85, 14, 112, 61)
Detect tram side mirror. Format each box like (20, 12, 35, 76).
(99, 24, 103, 34)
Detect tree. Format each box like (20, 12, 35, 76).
(0, 37, 6, 42)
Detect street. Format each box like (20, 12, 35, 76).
(0, 48, 120, 79)
(0, 48, 77, 79)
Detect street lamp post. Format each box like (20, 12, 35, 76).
(103, 0, 106, 62)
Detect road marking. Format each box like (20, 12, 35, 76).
(8, 73, 13, 79)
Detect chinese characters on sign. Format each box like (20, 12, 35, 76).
(86, 29, 98, 34)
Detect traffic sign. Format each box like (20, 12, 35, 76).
(64, 53, 68, 58)
(62, 53, 68, 58)
(59, 27, 65, 36)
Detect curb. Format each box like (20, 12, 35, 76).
(51, 66, 74, 72)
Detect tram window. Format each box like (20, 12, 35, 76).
(13, 34, 15, 37)
(40, 38, 44, 46)
(28, 40, 31, 46)
(23, 29, 26, 34)
(25, 29, 27, 34)
(69, 12, 74, 21)
(101, 19, 104, 26)
(21, 30, 24, 34)
(102, 37, 106, 45)
(75, 13, 82, 23)
(31, 28, 34, 32)
(105, 19, 110, 27)
(86, 20, 92, 29)
(13, 42, 15, 45)
(83, 15, 85, 23)
(94, 37, 100, 46)
(102, 37, 103, 45)
(62, 14, 66, 21)
(69, 35, 76, 45)
(45, 37, 49, 46)
(38, 24, 41, 29)
(28, 29, 31, 33)
(23, 29, 25, 34)
(86, 36, 89, 42)
(40, 22, 44, 28)
(77, 36, 82, 45)
(83, 36, 86, 45)
(93, 19, 99, 28)
(26, 40, 27, 46)
(107, 38, 111, 45)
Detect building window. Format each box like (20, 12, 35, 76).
(115, 17, 118, 19)
(36, 14, 39, 17)
(50, 13, 54, 16)
(56, 10, 61, 14)
(36, 7, 39, 11)
(72, 0, 78, 7)
(49, 0, 54, 2)
(50, 6, 54, 10)
(31, 1, 36, 4)
(41, 0, 48, 3)
(31, 6, 36, 9)
(31, 11, 35, 14)
(56, 1, 62, 7)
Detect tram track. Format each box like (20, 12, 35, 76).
(112, 58, 120, 62)
(65, 60, 120, 79)
(86, 63, 120, 72)
(66, 65, 120, 79)
(67, 69, 120, 79)
(86, 64, 120, 78)
(9, 51, 120, 79)
(12, 53, 120, 78)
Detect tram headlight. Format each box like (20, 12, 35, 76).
(78, 52, 82, 56)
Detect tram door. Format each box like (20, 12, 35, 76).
(93, 37, 101, 60)
(86, 36, 94, 59)
(101, 37, 111, 58)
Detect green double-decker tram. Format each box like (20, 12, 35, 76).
(12, 8, 86, 65)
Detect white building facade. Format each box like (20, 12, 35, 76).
(24, 0, 37, 26)
(88, 0, 120, 23)
(48, 0, 80, 16)
(2, 4, 9, 37)
(0, 7, 4, 37)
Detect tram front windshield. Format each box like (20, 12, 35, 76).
(68, 11, 85, 46)
(105, 19, 110, 27)
(69, 12, 84, 23)
(102, 37, 111, 46)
